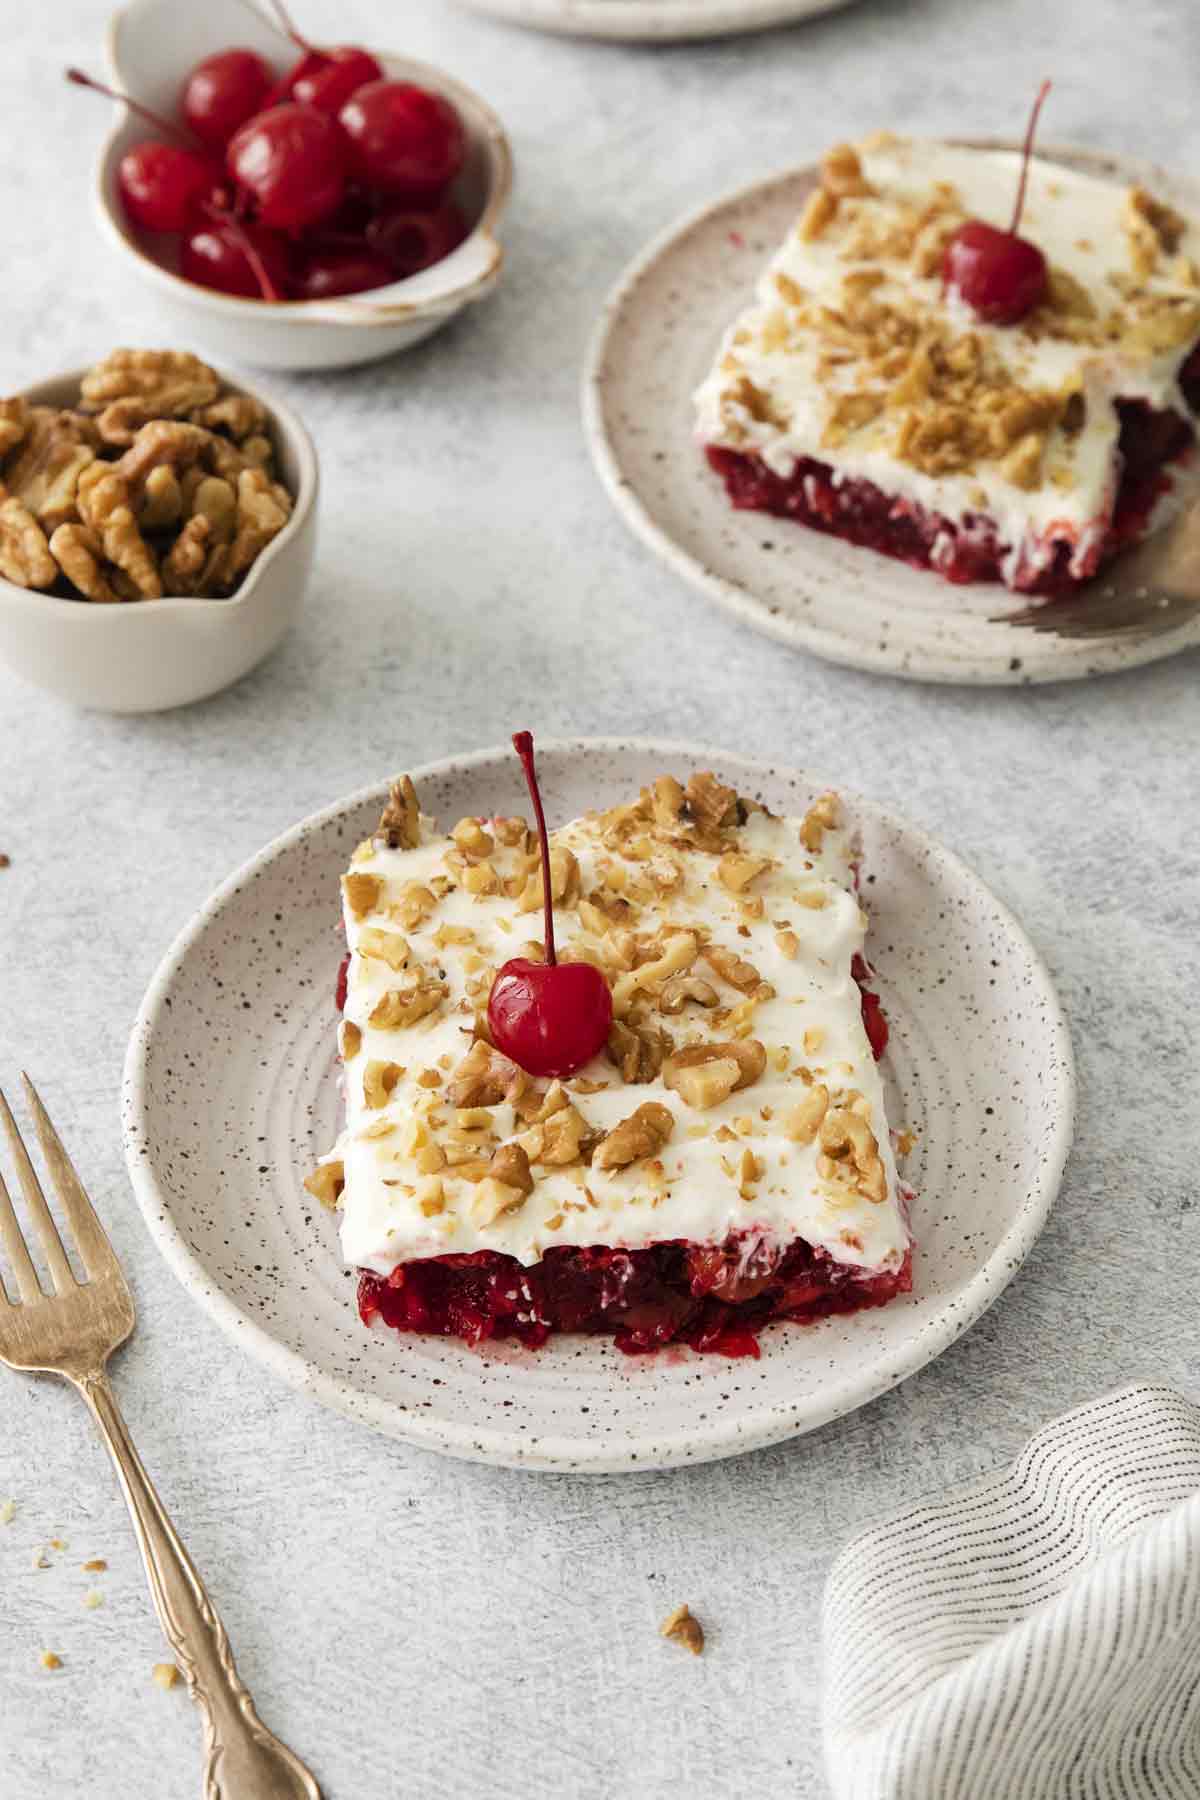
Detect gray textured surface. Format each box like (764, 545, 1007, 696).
(1, 0, 1198, 1795)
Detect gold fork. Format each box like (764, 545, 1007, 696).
(0, 1077, 321, 1800)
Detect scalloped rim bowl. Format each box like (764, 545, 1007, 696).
(96, 0, 513, 370)
(0, 364, 317, 712)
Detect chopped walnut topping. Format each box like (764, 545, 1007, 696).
(785, 1084, 829, 1144)
(448, 1039, 528, 1108)
(606, 1018, 673, 1084)
(304, 1160, 344, 1210)
(363, 1060, 404, 1109)
(799, 186, 837, 242)
(1124, 185, 1186, 276)
(775, 929, 800, 960)
(819, 1106, 887, 1203)
(342, 872, 382, 920)
(518, 846, 581, 913)
(717, 851, 771, 893)
(612, 933, 698, 1018)
(799, 792, 841, 852)
(703, 944, 767, 996)
(658, 972, 720, 1015)
(356, 927, 411, 972)
(822, 142, 872, 199)
(650, 774, 685, 826)
(473, 1175, 529, 1225)
(340, 1021, 362, 1060)
(660, 1604, 704, 1655)
(593, 1102, 674, 1171)
(488, 1142, 533, 1196)
(683, 771, 740, 839)
(390, 883, 437, 930)
(663, 1039, 766, 1110)
(369, 980, 445, 1030)
(377, 776, 420, 849)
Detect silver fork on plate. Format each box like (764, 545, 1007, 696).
(996, 489, 1200, 639)
(0, 1076, 321, 1800)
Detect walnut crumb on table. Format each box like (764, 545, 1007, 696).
(40, 1651, 62, 1671)
(0, 1497, 15, 1525)
(81, 1558, 107, 1572)
(660, 1604, 705, 1655)
(153, 1663, 181, 1691)
(82, 1589, 104, 1610)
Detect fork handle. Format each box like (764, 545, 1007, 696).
(74, 1370, 322, 1800)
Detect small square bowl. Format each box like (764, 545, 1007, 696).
(95, 0, 513, 371)
(0, 365, 317, 712)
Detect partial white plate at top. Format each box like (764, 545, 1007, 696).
(584, 144, 1200, 684)
(122, 741, 1075, 1473)
(454, 0, 853, 42)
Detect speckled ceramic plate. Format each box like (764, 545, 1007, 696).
(583, 145, 1200, 684)
(122, 741, 1075, 1472)
(454, 0, 853, 43)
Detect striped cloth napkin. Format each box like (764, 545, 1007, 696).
(823, 1386, 1200, 1798)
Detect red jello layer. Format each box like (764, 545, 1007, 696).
(706, 374, 1199, 596)
(358, 1235, 913, 1360)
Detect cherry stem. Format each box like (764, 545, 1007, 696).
(1009, 80, 1051, 237)
(65, 67, 197, 148)
(199, 200, 282, 303)
(262, 0, 319, 56)
(512, 731, 556, 968)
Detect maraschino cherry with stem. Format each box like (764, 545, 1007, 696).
(942, 81, 1051, 325)
(67, 68, 226, 232)
(487, 733, 614, 1081)
(260, 0, 382, 114)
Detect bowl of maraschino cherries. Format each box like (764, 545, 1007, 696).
(86, 0, 512, 369)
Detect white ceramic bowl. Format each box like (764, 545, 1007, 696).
(95, 0, 513, 371)
(0, 366, 317, 712)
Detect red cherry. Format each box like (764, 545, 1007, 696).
(257, 0, 380, 110)
(942, 81, 1051, 325)
(295, 244, 395, 299)
(181, 220, 289, 300)
(226, 103, 345, 230)
(182, 48, 274, 149)
(338, 81, 466, 199)
(486, 732, 613, 1080)
(293, 48, 383, 114)
(366, 198, 466, 275)
(942, 222, 1047, 324)
(118, 141, 220, 232)
(489, 959, 615, 1081)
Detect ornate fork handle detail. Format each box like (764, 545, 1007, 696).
(75, 1370, 321, 1800)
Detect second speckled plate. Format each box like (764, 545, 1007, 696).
(584, 147, 1200, 684)
(122, 741, 1074, 1472)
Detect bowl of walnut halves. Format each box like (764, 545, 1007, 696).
(0, 347, 317, 711)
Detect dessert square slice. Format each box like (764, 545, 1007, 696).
(309, 770, 912, 1358)
(695, 135, 1200, 594)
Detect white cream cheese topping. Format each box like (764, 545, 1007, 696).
(317, 782, 910, 1283)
